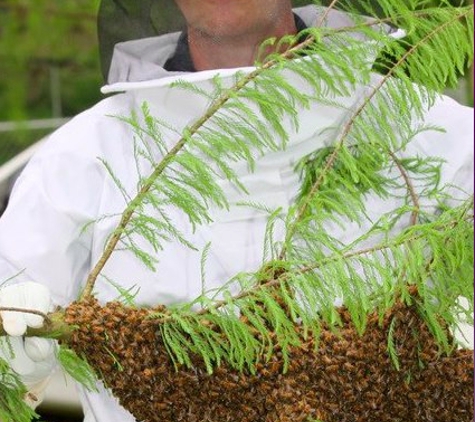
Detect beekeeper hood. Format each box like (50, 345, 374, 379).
(98, 0, 184, 81)
(98, 1, 403, 88)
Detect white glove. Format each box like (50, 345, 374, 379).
(0, 281, 52, 336)
(0, 282, 58, 407)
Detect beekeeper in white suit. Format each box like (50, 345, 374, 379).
(0, 1, 472, 421)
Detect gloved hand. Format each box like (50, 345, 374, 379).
(0, 282, 58, 408)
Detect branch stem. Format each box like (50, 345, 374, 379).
(0, 311, 74, 341)
(0, 307, 51, 326)
(387, 149, 420, 225)
(316, 0, 340, 28)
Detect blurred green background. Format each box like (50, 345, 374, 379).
(0, 0, 103, 165)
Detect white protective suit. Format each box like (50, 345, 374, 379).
(0, 5, 473, 422)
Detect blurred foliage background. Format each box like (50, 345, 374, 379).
(0, 0, 102, 164)
(0, 0, 102, 120)
(0, 0, 472, 165)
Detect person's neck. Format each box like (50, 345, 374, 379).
(187, 13, 297, 71)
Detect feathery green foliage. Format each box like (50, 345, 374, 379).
(79, 0, 474, 373)
(0, 357, 37, 422)
(57, 346, 99, 393)
(154, 200, 473, 371)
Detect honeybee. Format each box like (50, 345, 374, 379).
(143, 368, 154, 379)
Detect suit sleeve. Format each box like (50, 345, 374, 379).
(0, 131, 105, 307)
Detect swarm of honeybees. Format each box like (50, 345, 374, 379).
(64, 297, 473, 422)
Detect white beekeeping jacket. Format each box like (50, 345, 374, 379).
(0, 6, 472, 422)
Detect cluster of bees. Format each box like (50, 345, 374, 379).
(64, 298, 473, 422)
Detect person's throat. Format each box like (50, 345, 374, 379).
(187, 20, 298, 70)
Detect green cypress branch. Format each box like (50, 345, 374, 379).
(281, 5, 473, 261)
